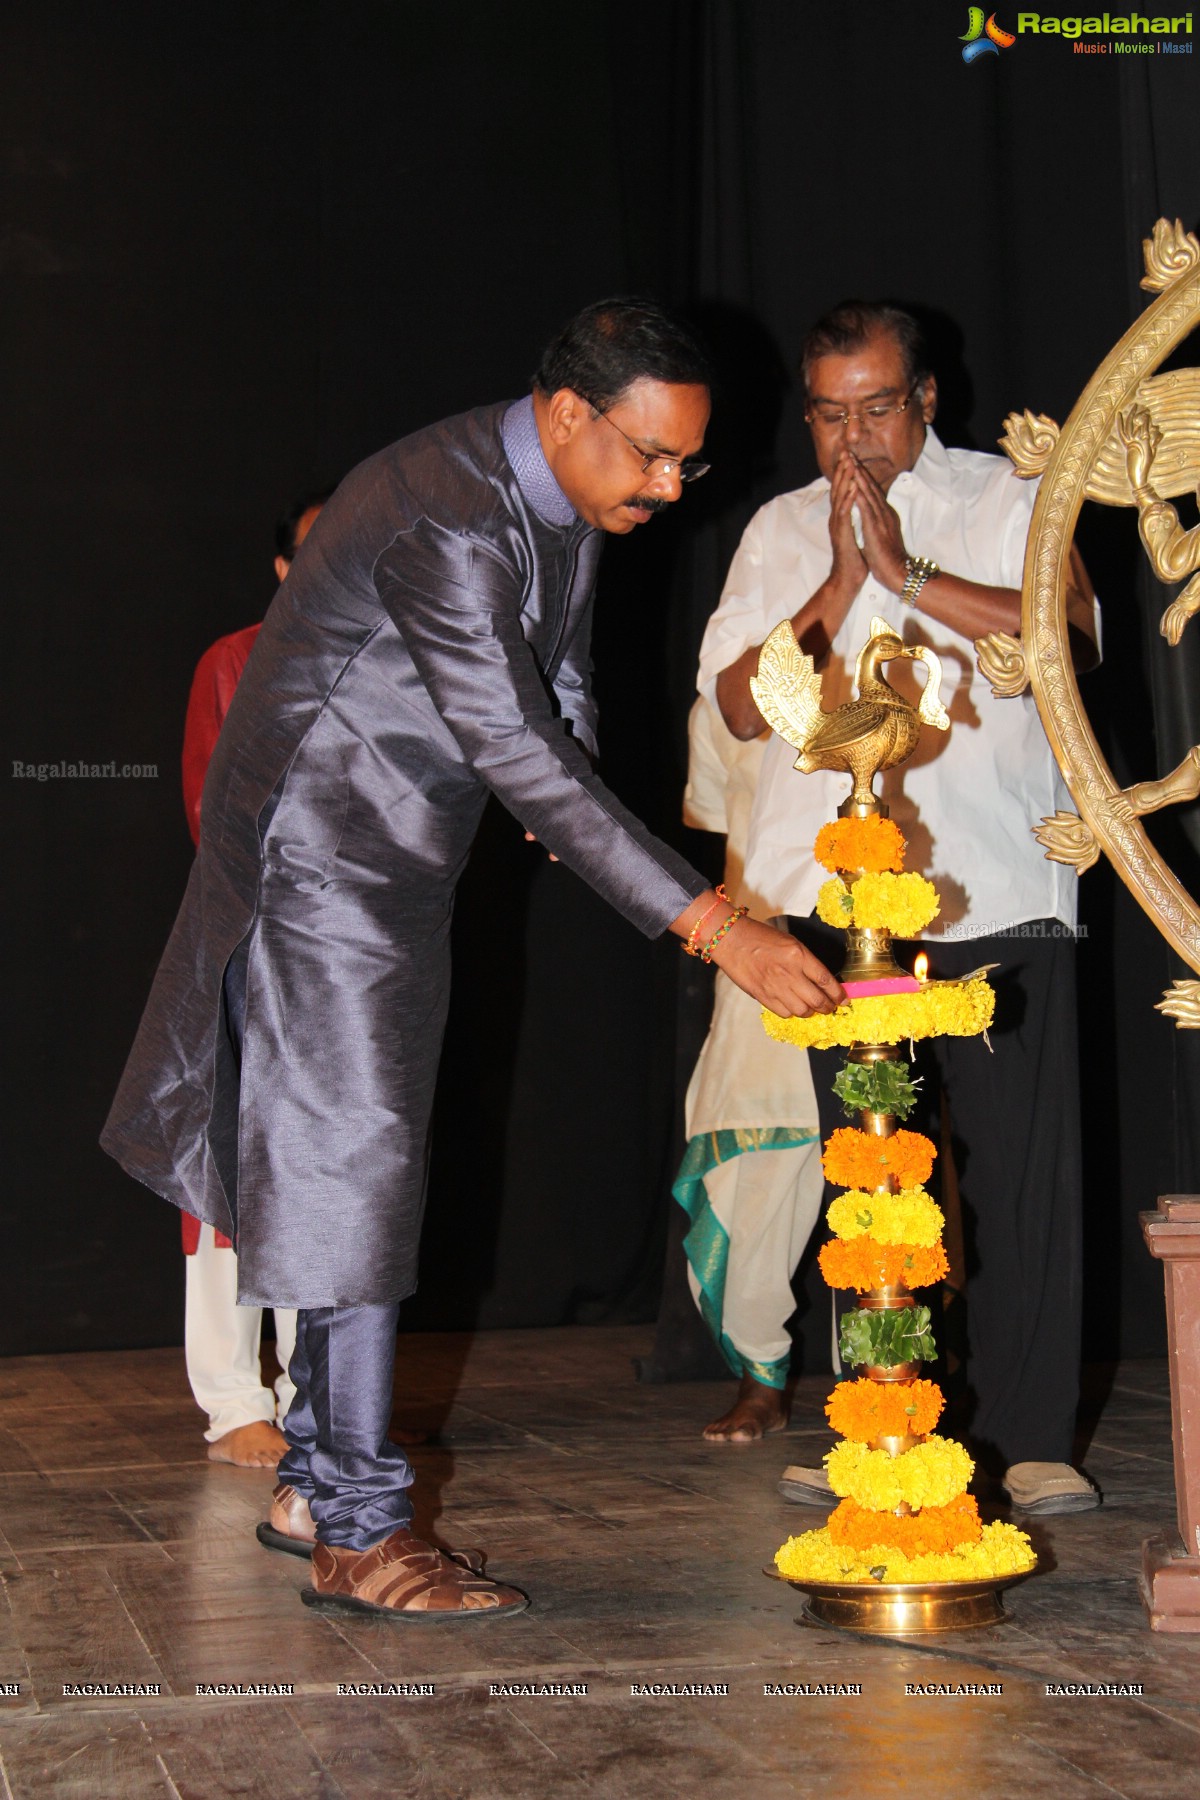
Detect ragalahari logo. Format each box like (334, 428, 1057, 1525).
(961, 8, 1017, 59)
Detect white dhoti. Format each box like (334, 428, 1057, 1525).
(184, 1225, 298, 1440)
(674, 966, 824, 1389)
(675, 701, 826, 1387)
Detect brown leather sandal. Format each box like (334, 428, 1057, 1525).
(300, 1528, 528, 1621)
(256, 1483, 317, 1558)
(257, 1486, 488, 1574)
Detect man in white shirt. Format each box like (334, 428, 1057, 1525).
(699, 302, 1100, 1514)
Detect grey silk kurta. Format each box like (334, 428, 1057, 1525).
(102, 400, 708, 1307)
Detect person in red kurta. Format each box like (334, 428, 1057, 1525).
(180, 494, 325, 1466)
(182, 625, 263, 850)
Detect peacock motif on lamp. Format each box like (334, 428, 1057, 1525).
(749, 615, 949, 812)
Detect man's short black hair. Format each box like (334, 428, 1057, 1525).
(800, 302, 931, 395)
(533, 297, 711, 413)
(275, 488, 332, 563)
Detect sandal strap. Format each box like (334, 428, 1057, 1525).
(312, 1530, 514, 1613)
(270, 1482, 316, 1541)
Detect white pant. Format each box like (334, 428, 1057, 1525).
(184, 1224, 297, 1441)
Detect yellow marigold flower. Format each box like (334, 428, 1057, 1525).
(826, 1187, 945, 1248)
(849, 871, 940, 935)
(816, 877, 854, 928)
(774, 1522, 1035, 1585)
(826, 1435, 973, 1510)
(774, 1527, 879, 1585)
(761, 977, 995, 1050)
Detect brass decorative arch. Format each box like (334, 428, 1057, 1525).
(982, 219, 1200, 1007)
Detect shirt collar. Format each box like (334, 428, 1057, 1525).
(502, 396, 578, 527)
(890, 427, 956, 501)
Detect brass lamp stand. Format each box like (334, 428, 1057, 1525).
(755, 631, 1031, 1630)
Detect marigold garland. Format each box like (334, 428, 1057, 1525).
(774, 1520, 1034, 1586)
(762, 977, 995, 1050)
(822, 1127, 936, 1190)
(828, 1493, 982, 1555)
(772, 809, 1032, 1593)
(819, 1236, 949, 1293)
(850, 871, 940, 936)
(826, 1188, 944, 1248)
(826, 1435, 973, 1510)
(825, 1378, 944, 1442)
(814, 816, 906, 876)
(815, 872, 939, 935)
(816, 877, 854, 927)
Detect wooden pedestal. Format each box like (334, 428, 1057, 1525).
(1139, 1196, 1200, 1632)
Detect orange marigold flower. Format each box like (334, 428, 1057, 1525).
(825, 1377, 944, 1442)
(822, 1128, 937, 1191)
(827, 1493, 982, 1555)
(814, 816, 906, 876)
(818, 1236, 949, 1294)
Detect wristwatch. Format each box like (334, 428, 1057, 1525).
(901, 555, 940, 608)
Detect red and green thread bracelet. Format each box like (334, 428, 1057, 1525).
(699, 906, 749, 963)
(684, 885, 729, 957)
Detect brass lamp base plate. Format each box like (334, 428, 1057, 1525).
(764, 1566, 1032, 1634)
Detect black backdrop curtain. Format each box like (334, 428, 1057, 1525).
(5, 1, 1199, 1358)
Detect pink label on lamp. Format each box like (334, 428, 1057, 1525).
(841, 975, 923, 998)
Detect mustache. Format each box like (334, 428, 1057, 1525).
(624, 494, 672, 514)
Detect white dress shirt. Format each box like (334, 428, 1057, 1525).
(697, 431, 1080, 940)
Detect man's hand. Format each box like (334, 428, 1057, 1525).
(828, 450, 869, 595)
(712, 917, 844, 1016)
(671, 892, 843, 1017)
(851, 456, 1032, 645)
(523, 830, 559, 862)
(848, 454, 909, 594)
(714, 455, 872, 737)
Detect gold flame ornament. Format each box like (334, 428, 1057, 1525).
(750, 614, 949, 810)
(984, 217, 1200, 1018)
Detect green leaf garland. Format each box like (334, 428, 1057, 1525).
(838, 1304, 937, 1369)
(832, 1058, 921, 1121)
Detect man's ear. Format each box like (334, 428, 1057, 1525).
(543, 387, 589, 446)
(273, 555, 291, 585)
(919, 374, 938, 425)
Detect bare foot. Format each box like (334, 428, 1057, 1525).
(208, 1421, 289, 1467)
(703, 1373, 788, 1443)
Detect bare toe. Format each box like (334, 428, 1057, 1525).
(208, 1421, 289, 1467)
(702, 1376, 788, 1443)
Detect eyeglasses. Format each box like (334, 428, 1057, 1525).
(581, 397, 710, 482)
(805, 382, 921, 432)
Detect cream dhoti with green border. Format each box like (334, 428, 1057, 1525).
(674, 967, 824, 1390)
(676, 701, 825, 1389)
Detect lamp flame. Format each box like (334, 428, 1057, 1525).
(914, 953, 929, 982)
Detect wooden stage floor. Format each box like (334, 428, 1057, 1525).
(1, 1328, 1198, 1798)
